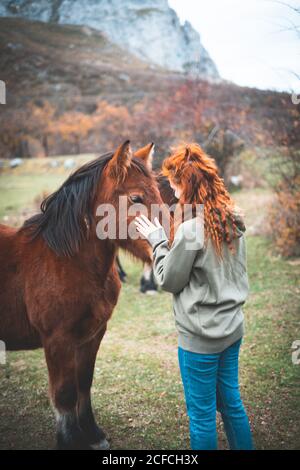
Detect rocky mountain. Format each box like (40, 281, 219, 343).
(0, 16, 177, 111)
(0, 0, 219, 78)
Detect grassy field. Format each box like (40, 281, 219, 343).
(0, 155, 96, 219)
(0, 166, 299, 450)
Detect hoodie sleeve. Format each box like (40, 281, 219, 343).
(147, 218, 203, 294)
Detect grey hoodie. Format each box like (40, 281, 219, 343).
(147, 215, 249, 354)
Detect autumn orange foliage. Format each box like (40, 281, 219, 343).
(1, 80, 298, 167)
(268, 151, 300, 257)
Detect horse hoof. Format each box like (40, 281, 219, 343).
(90, 438, 110, 450)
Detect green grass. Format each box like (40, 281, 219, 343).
(0, 154, 96, 219)
(0, 239, 299, 450)
(0, 174, 65, 219)
(0, 171, 299, 449)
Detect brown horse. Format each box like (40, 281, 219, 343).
(0, 141, 163, 450)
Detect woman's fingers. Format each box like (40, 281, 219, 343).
(135, 215, 157, 231)
(135, 216, 151, 229)
(141, 214, 155, 227)
(140, 214, 150, 222)
(135, 214, 161, 239)
(140, 214, 154, 228)
(135, 225, 147, 238)
(134, 220, 148, 234)
(134, 220, 145, 230)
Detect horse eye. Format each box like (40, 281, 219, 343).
(129, 194, 143, 204)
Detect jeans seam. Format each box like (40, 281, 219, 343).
(217, 384, 239, 450)
(182, 350, 192, 413)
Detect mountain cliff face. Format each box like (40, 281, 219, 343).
(0, 0, 219, 78)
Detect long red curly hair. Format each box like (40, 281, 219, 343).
(162, 143, 243, 258)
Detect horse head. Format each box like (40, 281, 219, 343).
(95, 141, 164, 264)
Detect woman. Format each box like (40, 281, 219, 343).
(135, 143, 254, 450)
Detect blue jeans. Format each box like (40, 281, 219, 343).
(178, 339, 254, 450)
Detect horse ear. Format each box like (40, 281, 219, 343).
(108, 140, 133, 183)
(134, 142, 155, 170)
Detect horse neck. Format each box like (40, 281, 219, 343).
(77, 236, 117, 278)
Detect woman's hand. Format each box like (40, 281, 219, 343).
(134, 215, 162, 239)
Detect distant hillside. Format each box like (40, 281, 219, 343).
(0, 17, 298, 164)
(0, 17, 172, 108)
(0, 0, 219, 78)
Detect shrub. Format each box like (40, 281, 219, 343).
(268, 150, 300, 257)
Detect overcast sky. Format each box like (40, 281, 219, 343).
(169, 0, 300, 92)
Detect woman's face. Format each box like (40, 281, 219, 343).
(169, 179, 182, 199)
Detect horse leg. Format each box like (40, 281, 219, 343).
(140, 263, 158, 294)
(44, 337, 88, 449)
(76, 326, 109, 450)
(116, 255, 127, 282)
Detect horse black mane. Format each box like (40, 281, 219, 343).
(20, 152, 150, 257)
